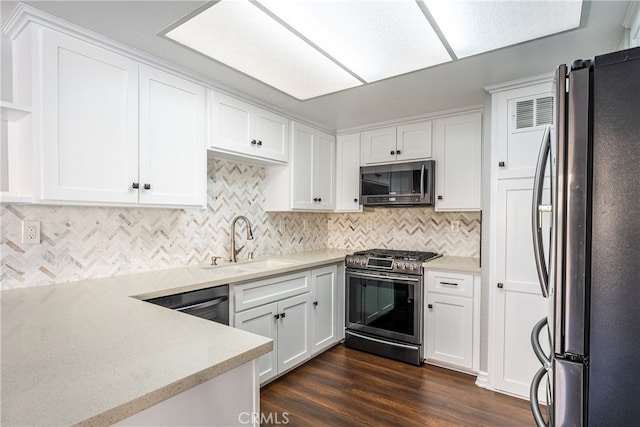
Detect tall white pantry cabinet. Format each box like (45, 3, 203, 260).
(7, 20, 206, 207)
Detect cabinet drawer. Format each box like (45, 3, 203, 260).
(426, 270, 473, 298)
(234, 271, 311, 312)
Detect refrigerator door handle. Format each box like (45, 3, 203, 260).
(531, 317, 551, 368)
(530, 366, 551, 427)
(532, 125, 552, 298)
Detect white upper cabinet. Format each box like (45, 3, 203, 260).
(434, 112, 482, 211)
(335, 133, 361, 211)
(138, 65, 206, 207)
(361, 121, 432, 165)
(14, 25, 207, 207)
(264, 122, 335, 212)
(209, 91, 288, 165)
(493, 87, 554, 179)
(40, 29, 140, 204)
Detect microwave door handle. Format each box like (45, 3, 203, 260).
(420, 163, 425, 199)
(532, 125, 551, 298)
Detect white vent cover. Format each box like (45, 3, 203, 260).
(515, 96, 554, 129)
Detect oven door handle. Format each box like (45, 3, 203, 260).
(346, 271, 420, 282)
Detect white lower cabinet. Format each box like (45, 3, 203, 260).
(310, 265, 340, 355)
(425, 269, 480, 373)
(233, 264, 341, 385)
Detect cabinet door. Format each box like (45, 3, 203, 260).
(434, 113, 481, 211)
(493, 178, 550, 398)
(139, 66, 206, 207)
(335, 133, 361, 211)
(41, 29, 139, 204)
(290, 122, 315, 209)
(277, 293, 311, 373)
(361, 126, 396, 165)
(425, 293, 473, 370)
(313, 129, 335, 210)
(311, 266, 338, 354)
(397, 120, 432, 161)
(210, 91, 253, 156)
(234, 302, 279, 384)
(254, 109, 288, 163)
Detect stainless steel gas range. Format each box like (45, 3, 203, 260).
(344, 249, 441, 365)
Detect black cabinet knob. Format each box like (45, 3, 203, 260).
(257, 140, 262, 146)
(437, 195, 443, 200)
(497, 283, 504, 288)
(132, 182, 139, 189)
(143, 184, 151, 190)
(396, 150, 401, 155)
(318, 197, 322, 202)
(313, 301, 318, 306)
(353, 198, 358, 203)
(274, 313, 280, 319)
(390, 150, 395, 155)
(498, 161, 505, 167)
(251, 139, 257, 145)
(313, 197, 319, 202)
(428, 304, 433, 309)
(280, 312, 286, 319)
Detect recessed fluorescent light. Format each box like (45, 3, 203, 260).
(424, 0, 583, 58)
(257, 0, 452, 82)
(166, 0, 362, 100)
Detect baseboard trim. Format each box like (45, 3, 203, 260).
(475, 370, 489, 389)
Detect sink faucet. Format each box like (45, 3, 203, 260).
(230, 215, 254, 262)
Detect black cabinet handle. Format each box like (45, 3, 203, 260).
(257, 140, 262, 146)
(428, 304, 433, 309)
(437, 195, 443, 200)
(313, 301, 318, 306)
(274, 313, 280, 319)
(132, 182, 139, 189)
(143, 184, 151, 190)
(250, 139, 257, 145)
(280, 312, 286, 319)
(390, 150, 395, 155)
(498, 161, 505, 167)
(396, 150, 401, 155)
(497, 283, 504, 288)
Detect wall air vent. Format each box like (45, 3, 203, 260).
(514, 95, 554, 130)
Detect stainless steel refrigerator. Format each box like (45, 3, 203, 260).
(530, 46, 640, 426)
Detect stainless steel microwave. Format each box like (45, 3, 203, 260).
(359, 160, 435, 206)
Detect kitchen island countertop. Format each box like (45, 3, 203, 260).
(0, 249, 350, 426)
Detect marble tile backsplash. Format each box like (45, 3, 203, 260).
(1, 159, 480, 290)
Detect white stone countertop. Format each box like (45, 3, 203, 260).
(0, 249, 351, 426)
(423, 255, 481, 273)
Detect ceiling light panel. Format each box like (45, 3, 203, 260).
(258, 0, 452, 82)
(166, 0, 362, 100)
(424, 0, 583, 58)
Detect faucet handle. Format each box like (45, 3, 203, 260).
(210, 256, 222, 266)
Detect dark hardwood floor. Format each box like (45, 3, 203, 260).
(260, 344, 534, 426)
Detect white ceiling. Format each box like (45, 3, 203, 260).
(0, 1, 634, 131)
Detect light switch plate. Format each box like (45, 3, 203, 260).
(22, 220, 41, 244)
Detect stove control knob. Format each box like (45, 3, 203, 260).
(410, 263, 418, 271)
(401, 262, 408, 270)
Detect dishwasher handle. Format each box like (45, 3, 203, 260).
(175, 296, 228, 313)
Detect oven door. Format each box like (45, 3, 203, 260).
(345, 269, 422, 344)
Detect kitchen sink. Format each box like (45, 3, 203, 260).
(200, 258, 295, 272)
(239, 259, 295, 270)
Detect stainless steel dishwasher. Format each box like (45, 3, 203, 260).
(144, 285, 229, 325)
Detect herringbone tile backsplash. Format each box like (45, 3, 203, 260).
(1, 159, 479, 290)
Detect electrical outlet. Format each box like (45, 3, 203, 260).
(451, 220, 460, 232)
(22, 220, 41, 244)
